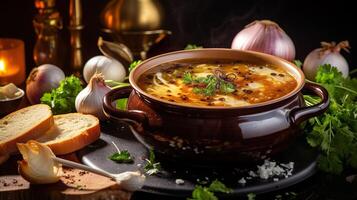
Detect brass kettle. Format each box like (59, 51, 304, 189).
(101, 0, 164, 32)
(100, 0, 171, 59)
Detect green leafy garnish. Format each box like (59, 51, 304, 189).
(293, 60, 302, 68)
(207, 180, 233, 193)
(188, 180, 232, 200)
(183, 72, 236, 96)
(188, 186, 217, 200)
(247, 193, 256, 200)
(109, 142, 133, 163)
(144, 149, 161, 175)
(116, 98, 128, 110)
(129, 60, 142, 72)
(304, 64, 357, 174)
(184, 44, 203, 50)
(40, 75, 82, 114)
(109, 151, 133, 163)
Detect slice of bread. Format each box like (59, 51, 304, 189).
(36, 113, 100, 155)
(0, 104, 54, 155)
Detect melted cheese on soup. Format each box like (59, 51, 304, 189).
(138, 63, 297, 107)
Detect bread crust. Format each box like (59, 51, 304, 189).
(0, 105, 53, 155)
(43, 114, 101, 155)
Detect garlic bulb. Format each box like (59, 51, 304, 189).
(231, 20, 295, 61)
(83, 55, 126, 83)
(17, 140, 62, 184)
(75, 73, 111, 120)
(303, 41, 350, 80)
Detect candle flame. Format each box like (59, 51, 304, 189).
(0, 60, 5, 73)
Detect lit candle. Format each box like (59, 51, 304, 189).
(0, 39, 25, 86)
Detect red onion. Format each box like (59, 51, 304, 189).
(303, 41, 350, 80)
(231, 20, 296, 61)
(26, 64, 65, 104)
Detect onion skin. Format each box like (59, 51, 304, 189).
(303, 41, 350, 80)
(83, 56, 126, 83)
(26, 64, 65, 104)
(231, 20, 295, 61)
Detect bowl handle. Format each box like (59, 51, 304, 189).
(103, 86, 148, 129)
(290, 82, 329, 125)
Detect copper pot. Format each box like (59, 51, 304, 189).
(103, 49, 329, 164)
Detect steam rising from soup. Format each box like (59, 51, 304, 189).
(137, 62, 297, 107)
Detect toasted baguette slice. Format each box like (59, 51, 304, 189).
(36, 113, 100, 155)
(0, 104, 54, 155)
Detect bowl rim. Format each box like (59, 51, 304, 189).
(129, 48, 305, 110)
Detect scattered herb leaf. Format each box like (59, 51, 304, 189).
(129, 60, 142, 72)
(144, 149, 161, 175)
(188, 180, 232, 200)
(185, 44, 203, 50)
(208, 180, 233, 193)
(304, 64, 357, 174)
(40, 75, 82, 114)
(109, 142, 133, 163)
(247, 193, 256, 200)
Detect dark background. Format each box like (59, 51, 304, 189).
(0, 0, 356, 75)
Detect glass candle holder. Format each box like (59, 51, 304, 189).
(0, 39, 26, 86)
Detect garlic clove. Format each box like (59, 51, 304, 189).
(17, 140, 62, 184)
(75, 73, 111, 120)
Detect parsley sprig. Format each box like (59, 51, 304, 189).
(304, 64, 357, 174)
(41, 75, 82, 114)
(108, 142, 134, 163)
(188, 180, 232, 200)
(144, 149, 161, 175)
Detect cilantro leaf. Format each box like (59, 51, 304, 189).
(188, 186, 217, 200)
(184, 44, 203, 50)
(144, 149, 161, 175)
(304, 64, 357, 174)
(208, 180, 233, 193)
(109, 150, 133, 163)
(293, 60, 302, 68)
(116, 98, 128, 110)
(129, 60, 142, 72)
(40, 75, 82, 114)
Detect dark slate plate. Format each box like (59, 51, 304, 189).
(78, 122, 317, 197)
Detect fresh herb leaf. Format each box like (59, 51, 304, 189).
(185, 44, 203, 50)
(129, 60, 142, 72)
(109, 150, 133, 163)
(208, 180, 233, 193)
(183, 72, 236, 96)
(304, 64, 357, 174)
(247, 193, 256, 200)
(183, 71, 194, 84)
(109, 142, 133, 163)
(144, 149, 161, 175)
(188, 180, 232, 200)
(188, 186, 217, 200)
(116, 98, 128, 110)
(40, 75, 82, 114)
(293, 60, 302, 68)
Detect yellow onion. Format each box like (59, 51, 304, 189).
(231, 20, 295, 61)
(303, 41, 350, 80)
(17, 140, 62, 184)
